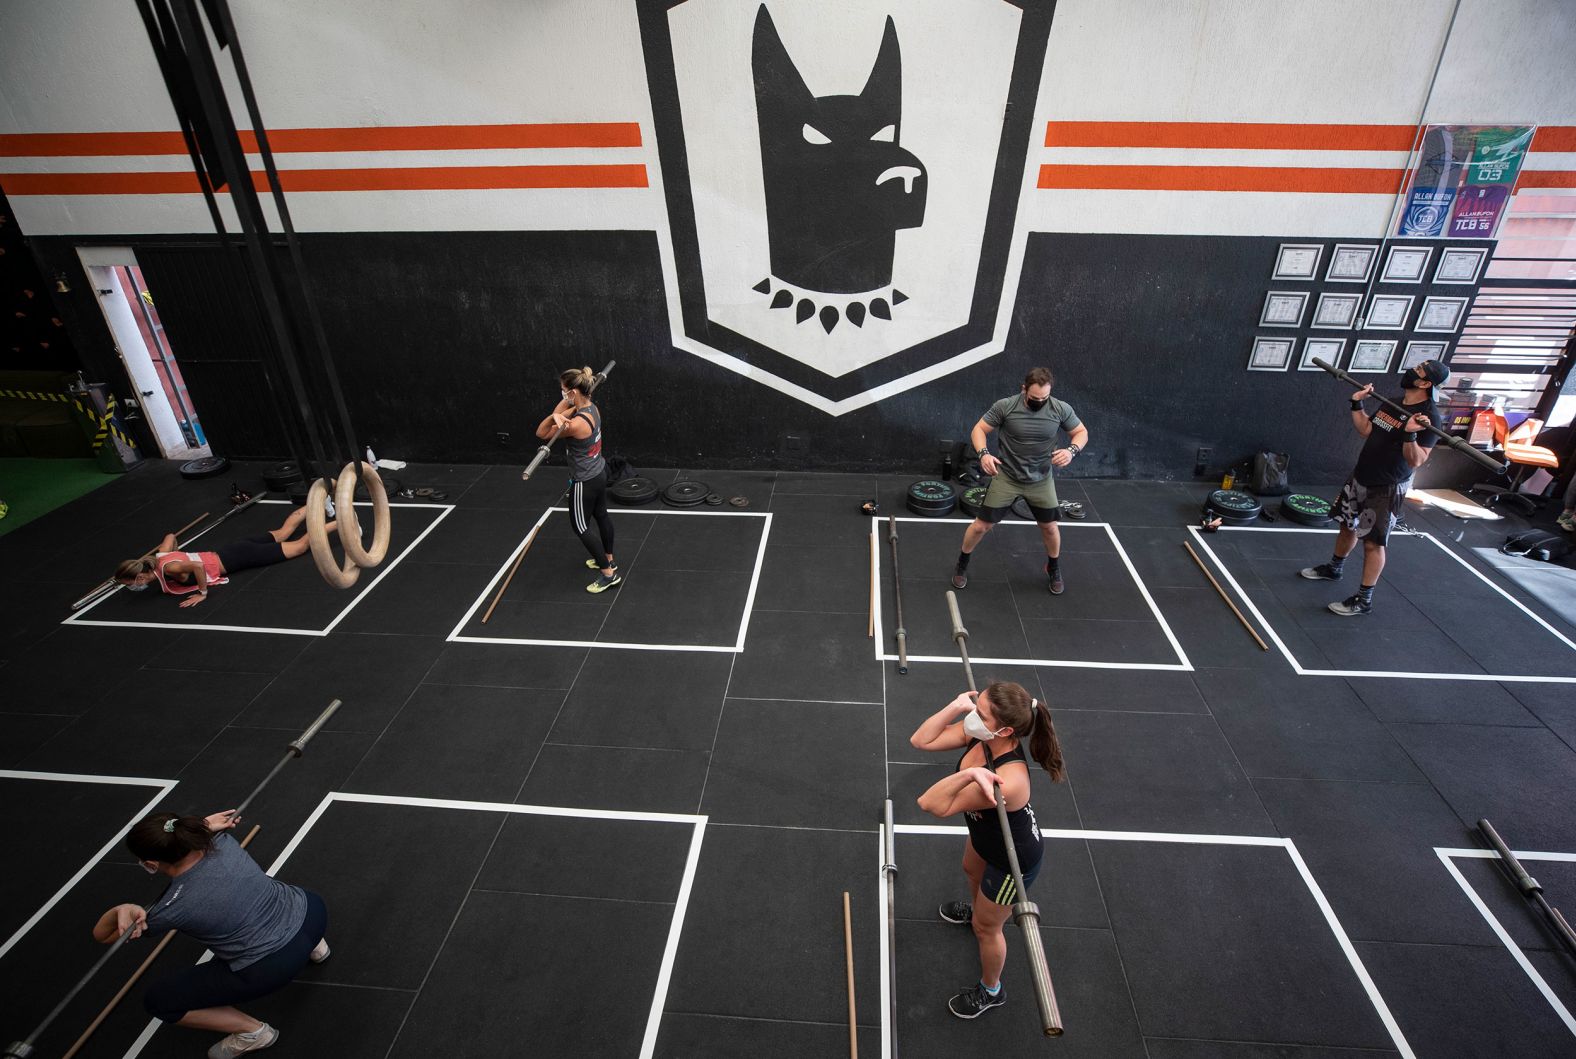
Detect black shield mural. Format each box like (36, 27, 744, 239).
(638, 0, 1057, 414)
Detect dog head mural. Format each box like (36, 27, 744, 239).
(638, 0, 1057, 412)
(751, 5, 926, 302)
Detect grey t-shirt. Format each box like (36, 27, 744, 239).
(145, 833, 308, 970)
(565, 403, 606, 482)
(982, 395, 1082, 483)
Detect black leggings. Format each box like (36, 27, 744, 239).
(214, 533, 287, 574)
(144, 890, 327, 1022)
(570, 471, 616, 568)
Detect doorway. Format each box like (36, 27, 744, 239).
(76, 246, 211, 460)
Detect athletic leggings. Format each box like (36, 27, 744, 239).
(214, 533, 287, 574)
(144, 890, 327, 1022)
(570, 470, 616, 568)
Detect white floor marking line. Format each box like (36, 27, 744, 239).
(1422, 534, 1576, 653)
(0, 774, 177, 962)
(125, 791, 708, 1059)
(879, 825, 1415, 1058)
(1187, 525, 1576, 684)
(871, 520, 1192, 671)
(448, 508, 772, 653)
(1436, 847, 1576, 1038)
(1106, 523, 1193, 671)
(64, 500, 454, 638)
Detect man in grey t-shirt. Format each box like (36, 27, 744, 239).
(953, 366, 1090, 595)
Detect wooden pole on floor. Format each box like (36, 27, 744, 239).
(481, 523, 543, 624)
(61, 825, 262, 1059)
(843, 891, 858, 1059)
(1183, 541, 1269, 651)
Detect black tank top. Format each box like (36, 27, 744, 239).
(958, 740, 1043, 872)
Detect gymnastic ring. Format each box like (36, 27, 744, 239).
(334, 461, 391, 568)
(306, 477, 360, 589)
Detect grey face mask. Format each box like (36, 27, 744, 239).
(125, 582, 148, 592)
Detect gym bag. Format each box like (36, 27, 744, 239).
(1249, 451, 1291, 496)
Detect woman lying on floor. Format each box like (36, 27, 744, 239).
(112, 507, 334, 608)
(94, 809, 329, 1058)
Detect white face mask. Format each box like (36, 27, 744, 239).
(141, 861, 160, 874)
(962, 708, 1004, 742)
(125, 581, 148, 592)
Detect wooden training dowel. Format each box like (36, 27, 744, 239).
(63, 824, 262, 1059)
(843, 891, 858, 1059)
(168, 511, 212, 544)
(1184, 541, 1269, 651)
(867, 534, 876, 638)
(481, 524, 543, 624)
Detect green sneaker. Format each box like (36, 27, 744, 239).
(587, 570, 623, 594)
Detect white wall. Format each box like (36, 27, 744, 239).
(2, 0, 1572, 238)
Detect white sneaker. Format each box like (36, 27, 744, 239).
(310, 937, 330, 963)
(208, 1023, 278, 1058)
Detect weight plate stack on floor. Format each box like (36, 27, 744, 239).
(610, 476, 659, 506)
(1281, 493, 1335, 527)
(179, 455, 230, 479)
(1204, 488, 1263, 524)
(958, 485, 987, 518)
(262, 461, 305, 491)
(1010, 496, 1032, 520)
(704, 493, 723, 506)
(907, 479, 957, 516)
(286, 481, 311, 506)
(662, 480, 710, 507)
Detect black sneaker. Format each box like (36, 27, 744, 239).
(586, 570, 623, 595)
(1047, 562, 1064, 596)
(1327, 593, 1372, 616)
(1299, 563, 1343, 581)
(948, 981, 1006, 1019)
(938, 900, 972, 925)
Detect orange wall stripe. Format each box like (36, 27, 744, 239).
(1518, 171, 1576, 188)
(1047, 121, 1576, 153)
(0, 164, 648, 195)
(0, 123, 642, 158)
(1037, 164, 1406, 194)
(1046, 122, 1419, 151)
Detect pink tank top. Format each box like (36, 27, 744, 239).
(154, 551, 228, 595)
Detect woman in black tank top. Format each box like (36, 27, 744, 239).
(534, 366, 620, 594)
(911, 680, 1066, 1020)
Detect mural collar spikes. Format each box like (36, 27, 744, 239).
(637, 0, 1058, 415)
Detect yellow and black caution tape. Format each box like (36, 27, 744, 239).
(0, 388, 138, 452)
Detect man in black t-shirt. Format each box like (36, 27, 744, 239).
(1299, 359, 1449, 615)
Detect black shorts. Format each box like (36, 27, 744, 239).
(981, 857, 1041, 906)
(215, 534, 286, 574)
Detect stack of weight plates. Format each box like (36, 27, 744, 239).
(1203, 488, 1262, 524)
(662, 481, 710, 507)
(958, 484, 987, 518)
(610, 477, 659, 505)
(1281, 493, 1335, 527)
(907, 480, 957, 516)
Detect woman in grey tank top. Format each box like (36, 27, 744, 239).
(537, 366, 621, 594)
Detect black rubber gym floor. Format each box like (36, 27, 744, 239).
(3, 461, 1576, 1057)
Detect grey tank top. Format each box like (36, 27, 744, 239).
(565, 404, 606, 481)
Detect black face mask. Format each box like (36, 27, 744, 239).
(1025, 396, 1048, 412)
(1398, 371, 1421, 390)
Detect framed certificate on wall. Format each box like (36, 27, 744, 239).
(1350, 340, 1398, 373)
(1416, 296, 1468, 333)
(1381, 245, 1433, 283)
(1248, 337, 1295, 371)
(1300, 337, 1346, 371)
(1402, 341, 1449, 369)
(1326, 243, 1378, 283)
(1312, 292, 1361, 329)
(1260, 291, 1310, 327)
(1434, 246, 1488, 284)
(1273, 243, 1323, 280)
(1364, 294, 1414, 330)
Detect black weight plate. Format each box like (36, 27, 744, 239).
(728, 496, 751, 508)
(610, 476, 659, 506)
(1205, 489, 1262, 523)
(908, 479, 954, 503)
(287, 481, 310, 507)
(705, 493, 723, 506)
(179, 455, 230, 479)
(1281, 493, 1334, 527)
(413, 487, 434, 497)
(662, 480, 710, 507)
(959, 485, 987, 519)
(1010, 496, 1032, 520)
(262, 462, 305, 490)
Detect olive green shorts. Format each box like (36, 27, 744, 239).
(980, 473, 1059, 523)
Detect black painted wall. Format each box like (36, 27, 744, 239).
(32, 229, 1489, 486)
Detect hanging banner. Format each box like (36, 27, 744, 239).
(1396, 124, 1535, 239)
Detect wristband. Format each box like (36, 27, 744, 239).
(1068, 443, 1082, 456)
(1350, 400, 1365, 411)
(975, 448, 989, 460)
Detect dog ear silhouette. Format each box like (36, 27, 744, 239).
(752, 4, 926, 297)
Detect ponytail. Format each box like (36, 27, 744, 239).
(1027, 698, 1065, 782)
(125, 812, 215, 864)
